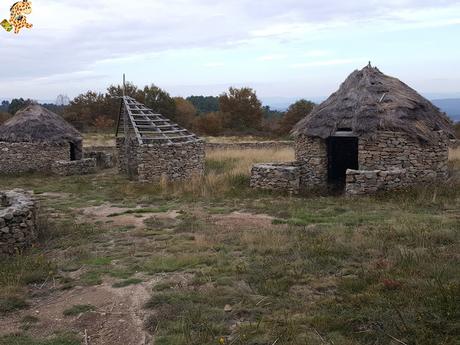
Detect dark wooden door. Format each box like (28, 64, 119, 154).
(327, 137, 359, 185)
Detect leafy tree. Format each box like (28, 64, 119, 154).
(143, 84, 176, 120)
(186, 96, 219, 113)
(0, 112, 11, 124)
(455, 122, 460, 138)
(0, 100, 10, 112)
(106, 82, 144, 101)
(262, 106, 284, 119)
(277, 99, 315, 135)
(193, 112, 224, 136)
(219, 87, 263, 131)
(63, 91, 110, 131)
(8, 98, 34, 115)
(174, 97, 197, 128)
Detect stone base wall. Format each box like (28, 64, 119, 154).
(359, 131, 450, 184)
(116, 138, 205, 182)
(250, 162, 300, 194)
(206, 141, 293, 150)
(85, 150, 115, 169)
(51, 158, 97, 176)
(294, 135, 328, 189)
(346, 169, 406, 196)
(138, 142, 205, 182)
(116, 137, 140, 178)
(0, 190, 37, 256)
(0, 142, 68, 174)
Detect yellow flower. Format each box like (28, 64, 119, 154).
(219, 337, 225, 344)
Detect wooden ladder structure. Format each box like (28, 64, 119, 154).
(116, 96, 201, 145)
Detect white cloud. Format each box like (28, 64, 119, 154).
(257, 54, 288, 61)
(204, 62, 225, 68)
(291, 58, 363, 68)
(0, 0, 459, 98)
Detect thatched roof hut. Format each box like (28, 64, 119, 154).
(0, 105, 82, 144)
(292, 64, 455, 143)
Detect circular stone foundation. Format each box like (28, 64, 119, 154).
(0, 189, 37, 256)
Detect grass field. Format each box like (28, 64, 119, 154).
(0, 147, 459, 345)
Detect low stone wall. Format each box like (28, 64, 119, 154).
(0, 142, 68, 174)
(137, 141, 205, 182)
(206, 141, 293, 151)
(51, 158, 97, 176)
(0, 190, 37, 256)
(250, 162, 300, 194)
(295, 135, 328, 189)
(117, 137, 205, 182)
(359, 131, 450, 183)
(85, 150, 115, 169)
(345, 169, 406, 196)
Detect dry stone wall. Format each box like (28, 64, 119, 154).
(137, 142, 205, 182)
(116, 137, 140, 178)
(345, 169, 406, 196)
(0, 190, 37, 256)
(116, 138, 205, 182)
(359, 131, 449, 184)
(51, 158, 97, 176)
(85, 150, 115, 169)
(294, 135, 328, 190)
(0, 142, 68, 174)
(250, 162, 300, 194)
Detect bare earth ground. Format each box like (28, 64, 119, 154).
(0, 147, 459, 345)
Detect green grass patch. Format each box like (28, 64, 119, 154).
(112, 278, 143, 288)
(0, 296, 28, 314)
(108, 206, 170, 217)
(63, 304, 96, 316)
(0, 333, 80, 345)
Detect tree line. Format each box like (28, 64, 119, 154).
(0, 83, 317, 137)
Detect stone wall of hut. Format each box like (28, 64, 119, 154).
(358, 131, 449, 184)
(345, 169, 406, 196)
(116, 137, 140, 179)
(116, 138, 205, 182)
(0, 142, 69, 174)
(294, 135, 328, 190)
(250, 162, 301, 194)
(0, 190, 37, 256)
(51, 158, 97, 176)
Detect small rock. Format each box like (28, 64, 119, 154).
(224, 304, 232, 312)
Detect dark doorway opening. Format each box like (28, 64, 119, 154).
(327, 137, 359, 188)
(69, 142, 77, 161)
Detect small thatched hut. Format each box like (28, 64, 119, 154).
(0, 104, 84, 174)
(291, 64, 455, 194)
(250, 64, 455, 195)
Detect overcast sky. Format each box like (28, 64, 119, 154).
(0, 0, 459, 101)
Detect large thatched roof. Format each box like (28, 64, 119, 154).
(292, 65, 455, 143)
(0, 105, 82, 144)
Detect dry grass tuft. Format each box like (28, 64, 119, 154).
(149, 148, 295, 198)
(449, 147, 460, 161)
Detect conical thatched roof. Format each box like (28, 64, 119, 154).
(0, 105, 82, 144)
(292, 65, 455, 143)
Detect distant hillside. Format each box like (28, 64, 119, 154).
(432, 99, 460, 122)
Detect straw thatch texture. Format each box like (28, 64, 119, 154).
(292, 65, 455, 143)
(0, 105, 82, 144)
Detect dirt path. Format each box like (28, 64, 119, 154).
(1, 281, 154, 344)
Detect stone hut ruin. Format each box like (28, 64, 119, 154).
(116, 96, 204, 182)
(0, 105, 96, 175)
(251, 64, 456, 195)
(0, 189, 37, 256)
